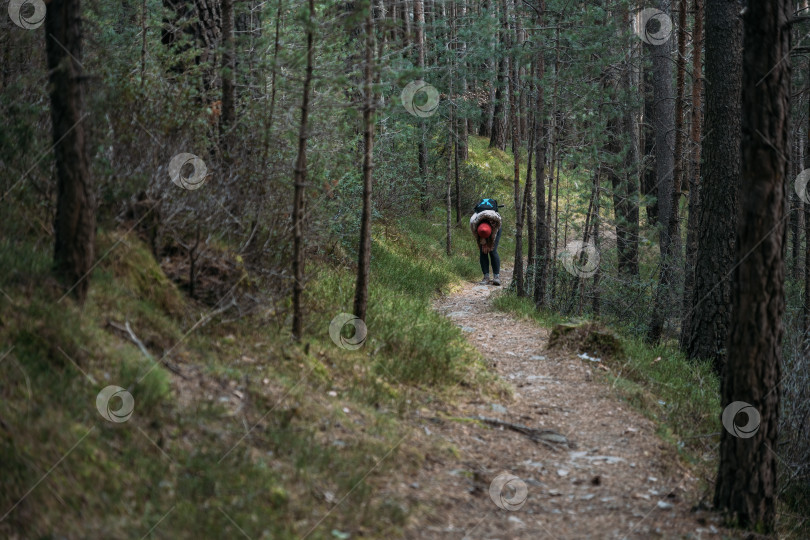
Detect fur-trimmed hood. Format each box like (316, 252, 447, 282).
(470, 210, 502, 250)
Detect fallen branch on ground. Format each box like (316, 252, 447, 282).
(470, 415, 572, 450)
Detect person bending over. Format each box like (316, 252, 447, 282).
(470, 198, 503, 286)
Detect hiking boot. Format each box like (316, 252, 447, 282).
(479, 275, 491, 285)
(492, 275, 501, 286)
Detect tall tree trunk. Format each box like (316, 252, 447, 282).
(220, 0, 235, 150)
(260, 0, 283, 170)
(687, 0, 742, 371)
(622, 8, 640, 276)
(445, 7, 454, 256)
(479, 0, 496, 137)
(654, 0, 688, 333)
(489, 61, 507, 150)
(714, 1, 788, 531)
(592, 169, 601, 315)
(46, 0, 96, 304)
(414, 0, 428, 194)
(804, 58, 810, 337)
(532, 5, 549, 307)
(647, 0, 676, 343)
(291, 0, 315, 340)
(792, 122, 804, 281)
(490, 0, 507, 151)
(446, 130, 453, 256)
(457, 0, 468, 161)
(507, 0, 524, 296)
(526, 112, 535, 279)
(680, 0, 704, 349)
(354, 1, 375, 320)
(641, 55, 658, 225)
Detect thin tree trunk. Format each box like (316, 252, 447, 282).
(354, 0, 375, 320)
(446, 7, 454, 256)
(592, 169, 601, 315)
(804, 58, 810, 337)
(506, 0, 524, 295)
(261, 0, 283, 170)
(414, 0, 428, 196)
(480, 0, 495, 137)
(532, 8, 549, 307)
(46, 0, 96, 304)
(457, 0, 468, 161)
(714, 1, 788, 531)
(622, 8, 640, 276)
(490, 0, 507, 150)
(220, 0, 235, 150)
(446, 130, 453, 256)
(641, 55, 658, 225)
(680, 0, 703, 349)
(526, 111, 535, 280)
(291, 0, 315, 340)
(140, 0, 147, 86)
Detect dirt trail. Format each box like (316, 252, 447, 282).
(404, 267, 726, 539)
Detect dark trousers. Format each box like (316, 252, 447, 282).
(479, 226, 501, 275)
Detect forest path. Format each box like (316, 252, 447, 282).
(403, 266, 724, 539)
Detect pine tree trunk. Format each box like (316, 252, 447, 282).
(592, 170, 601, 315)
(46, 0, 96, 304)
(291, 0, 315, 340)
(714, 1, 788, 531)
(526, 112, 535, 278)
(457, 0, 468, 161)
(480, 0, 495, 138)
(641, 55, 658, 225)
(490, 56, 507, 150)
(680, 0, 704, 349)
(354, 1, 375, 321)
(414, 0, 428, 198)
(506, 0, 524, 296)
(804, 58, 810, 337)
(622, 8, 640, 276)
(490, 0, 508, 151)
(220, 0, 235, 151)
(532, 6, 548, 307)
(647, 0, 676, 343)
(687, 0, 742, 371)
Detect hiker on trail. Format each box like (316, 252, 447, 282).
(470, 198, 503, 286)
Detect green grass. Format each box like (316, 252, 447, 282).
(0, 192, 504, 539)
